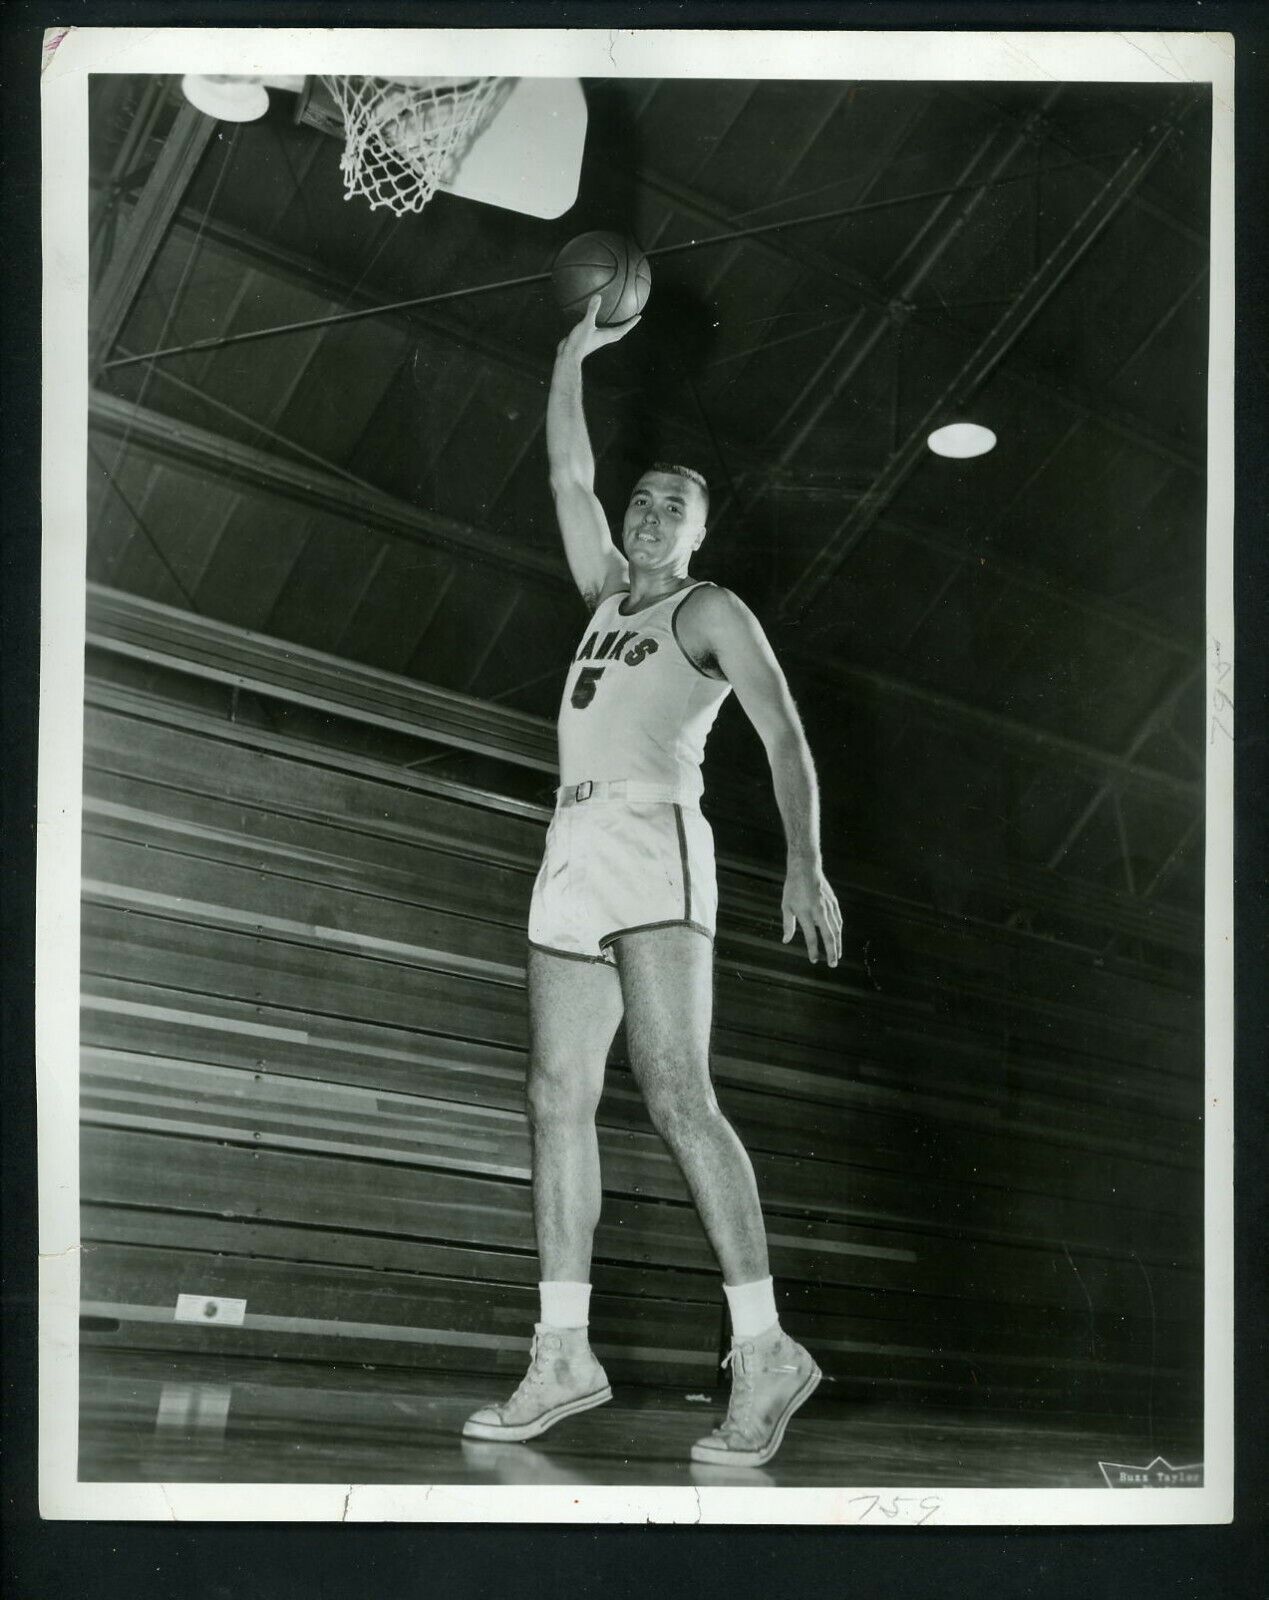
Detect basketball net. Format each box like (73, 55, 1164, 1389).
(320, 76, 514, 216)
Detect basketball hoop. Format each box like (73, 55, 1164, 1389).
(319, 76, 515, 216)
(179, 74, 584, 220)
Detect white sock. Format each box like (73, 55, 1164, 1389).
(724, 1276, 779, 1340)
(538, 1280, 591, 1329)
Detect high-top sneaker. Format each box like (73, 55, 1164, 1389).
(690, 1324, 820, 1467)
(462, 1325, 612, 1443)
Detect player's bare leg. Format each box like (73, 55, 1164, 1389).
(614, 924, 768, 1283)
(525, 947, 624, 1280)
(464, 947, 622, 1442)
(615, 923, 820, 1466)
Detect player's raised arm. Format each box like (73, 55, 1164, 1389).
(547, 296, 640, 609)
(682, 587, 843, 968)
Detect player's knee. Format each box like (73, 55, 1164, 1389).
(526, 1057, 599, 1127)
(641, 1072, 722, 1146)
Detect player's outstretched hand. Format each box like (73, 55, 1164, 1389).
(781, 863, 843, 968)
(558, 294, 642, 362)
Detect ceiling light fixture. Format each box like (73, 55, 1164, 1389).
(927, 422, 997, 459)
(180, 75, 306, 123)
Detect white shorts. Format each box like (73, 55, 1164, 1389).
(528, 797, 718, 966)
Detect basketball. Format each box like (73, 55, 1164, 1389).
(551, 231, 652, 327)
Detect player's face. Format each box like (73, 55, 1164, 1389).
(622, 473, 706, 569)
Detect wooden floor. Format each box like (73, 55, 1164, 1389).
(78, 1349, 1202, 1489)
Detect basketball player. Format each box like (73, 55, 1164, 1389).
(464, 297, 842, 1467)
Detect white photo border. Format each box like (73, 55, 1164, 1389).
(37, 24, 1236, 1525)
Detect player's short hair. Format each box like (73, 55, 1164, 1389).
(646, 461, 709, 516)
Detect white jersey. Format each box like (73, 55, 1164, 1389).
(556, 582, 732, 799)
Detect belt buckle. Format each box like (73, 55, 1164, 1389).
(575, 780, 593, 802)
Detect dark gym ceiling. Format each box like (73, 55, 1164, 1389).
(86, 74, 1211, 949)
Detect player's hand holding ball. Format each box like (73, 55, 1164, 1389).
(557, 294, 642, 363)
(782, 861, 843, 968)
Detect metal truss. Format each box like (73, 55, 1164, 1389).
(90, 102, 216, 382)
(778, 101, 1188, 623)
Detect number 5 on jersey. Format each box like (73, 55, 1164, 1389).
(571, 666, 605, 709)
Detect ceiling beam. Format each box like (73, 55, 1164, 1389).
(89, 387, 1198, 805)
(146, 201, 1206, 666)
(1044, 664, 1202, 870)
(800, 655, 1200, 805)
(1139, 813, 1202, 902)
(134, 201, 736, 484)
(871, 513, 1199, 660)
(89, 103, 217, 382)
(779, 106, 1186, 622)
(947, 83, 1208, 249)
(91, 391, 1203, 821)
(965, 267, 1206, 558)
(117, 198, 550, 387)
(619, 151, 1200, 484)
(704, 106, 1062, 544)
(291, 80, 1180, 476)
(635, 159, 902, 310)
(707, 100, 1059, 540)
(93, 176, 1206, 779)
(89, 389, 571, 593)
(137, 169, 1201, 521)
(90, 78, 170, 270)
(107, 122, 1202, 498)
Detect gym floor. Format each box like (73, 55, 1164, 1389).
(77, 1348, 1202, 1490)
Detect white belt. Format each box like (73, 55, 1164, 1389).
(556, 779, 699, 808)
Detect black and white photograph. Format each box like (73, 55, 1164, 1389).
(37, 26, 1235, 1524)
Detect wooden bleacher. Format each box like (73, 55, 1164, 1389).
(79, 588, 1204, 1416)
